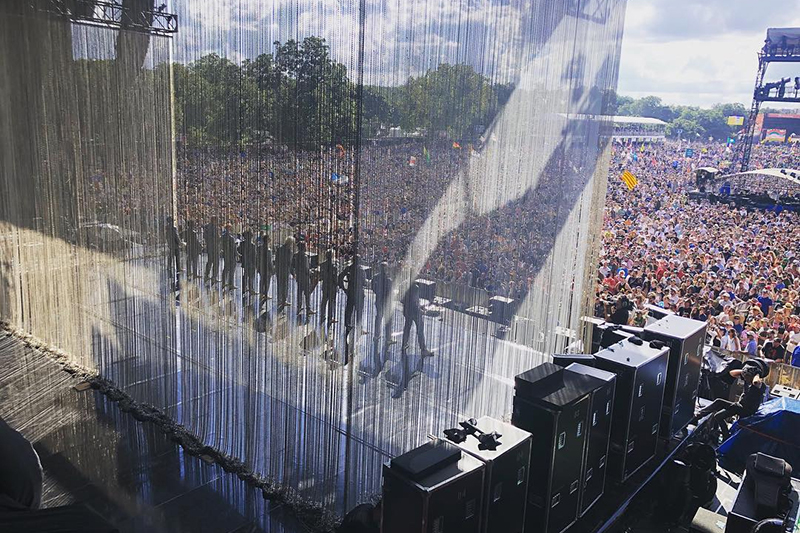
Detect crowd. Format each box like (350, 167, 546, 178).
(84, 129, 800, 365)
(596, 140, 800, 365)
(172, 141, 572, 301)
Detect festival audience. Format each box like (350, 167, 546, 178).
(595, 140, 799, 361)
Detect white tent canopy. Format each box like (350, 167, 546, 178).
(766, 28, 800, 48)
(722, 168, 800, 187)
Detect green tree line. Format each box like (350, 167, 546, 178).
(172, 36, 509, 149)
(612, 95, 748, 141)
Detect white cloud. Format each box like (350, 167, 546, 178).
(618, 0, 800, 107)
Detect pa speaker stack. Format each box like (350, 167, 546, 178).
(382, 439, 485, 533)
(642, 315, 706, 438)
(511, 363, 597, 533)
(593, 337, 669, 482)
(449, 417, 532, 533)
(564, 363, 616, 516)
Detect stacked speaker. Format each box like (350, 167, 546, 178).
(564, 363, 616, 516)
(593, 336, 669, 481)
(511, 363, 599, 533)
(641, 315, 706, 438)
(382, 439, 486, 533)
(382, 316, 707, 532)
(382, 418, 532, 533)
(451, 417, 533, 533)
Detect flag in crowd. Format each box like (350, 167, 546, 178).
(423, 147, 431, 163)
(621, 170, 639, 191)
(452, 141, 461, 149)
(408, 155, 417, 167)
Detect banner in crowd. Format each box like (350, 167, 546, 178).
(621, 170, 639, 190)
(727, 116, 745, 126)
(764, 129, 787, 143)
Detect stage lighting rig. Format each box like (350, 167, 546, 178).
(733, 28, 800, 172)
(28, 0, 178, 35)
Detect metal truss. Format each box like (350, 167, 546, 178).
(29, 0, 177, 35)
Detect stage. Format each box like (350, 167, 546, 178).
(23, 245, 553, 518)
(0, 332, 311, 532)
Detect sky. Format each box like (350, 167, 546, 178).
(618, 0, 800, 107)
(168, 0, 800, 109)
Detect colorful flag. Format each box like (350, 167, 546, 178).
(423, 147, 431, 163)
(408, 156, 417, 167)
(621, 170, 638, 191)
(452, 141, 461, 149)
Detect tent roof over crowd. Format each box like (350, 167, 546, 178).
(611, 116, 668, 126)
(722, 168, 800, 187)
(766, 27, 800, 47)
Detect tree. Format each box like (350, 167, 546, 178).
(271, 37, 358, 148)
(398, 63, 499, 139)
(617, 95, 675, 122)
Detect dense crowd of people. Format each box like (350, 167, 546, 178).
(173, 141, 568, 301)
(86, 131, 800, 365)
(596, 140, 800, 364)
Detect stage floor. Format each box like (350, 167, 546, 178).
(71, 253, 554, 515)
(0, 332, 313, 533)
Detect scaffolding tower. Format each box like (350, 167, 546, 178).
(733, 28, 800, 172)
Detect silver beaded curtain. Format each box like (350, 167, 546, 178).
(0, 0, 626, 524)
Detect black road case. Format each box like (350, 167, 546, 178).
(642, 315, 706, 438)
(564, 363, 616, 516)
(593, 338, 669, 482)
(382, 440, 485, 533)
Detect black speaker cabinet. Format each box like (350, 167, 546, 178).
(593, 338, 669, 482)
(382, 440, 485, 533)
(489, 296, 515, 325)
(642, 315, 706, 438)
(416, 278, 436, 302)
(512, 363, 596, 533)
(453, 417, 532, 533)
(596, 324, 634, 351)
(564, 363, 616, 516)
(553, 353, 595, 368)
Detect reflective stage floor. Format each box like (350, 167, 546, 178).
(0, 332, 312, 533)
(3, 247, 555, 523)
